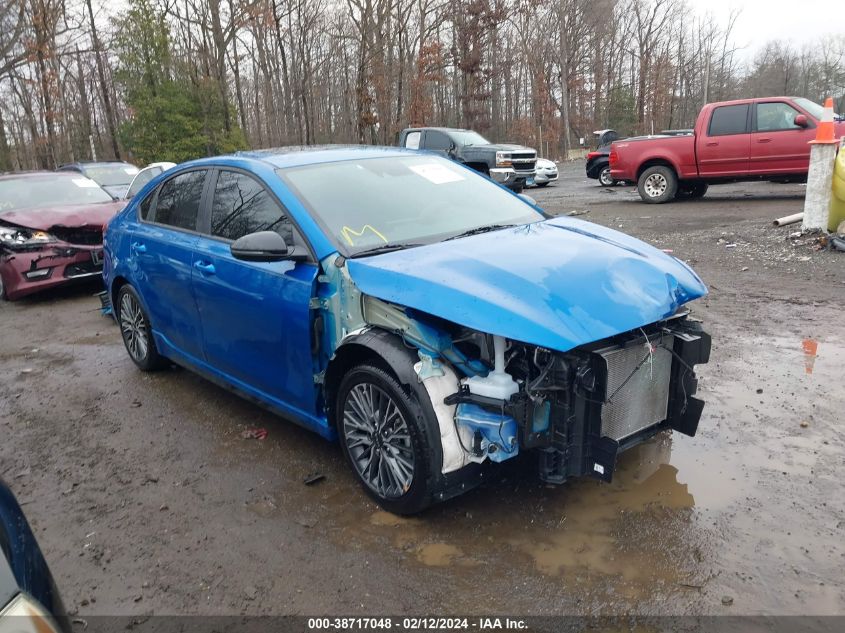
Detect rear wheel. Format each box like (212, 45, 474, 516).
(0, 270, 6, 301)
(116, 285, 167, 371)
(637, 165, 678, 203)
(336, 364, 437, 515)
(598, 165, 616, 187)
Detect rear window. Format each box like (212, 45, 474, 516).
(708, 105, 749, 136)
(152, 170, 207, 231)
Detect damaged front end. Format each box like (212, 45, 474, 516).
(315, 252, 710, 490)
(442, 314, 710, 484)
(0, 221, 106, 300)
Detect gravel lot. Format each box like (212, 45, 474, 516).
(1, 161, 843, 617)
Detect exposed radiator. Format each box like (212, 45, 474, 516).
(598, 336, 674, 441)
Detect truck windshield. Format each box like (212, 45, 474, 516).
(278, 155, 543, 256)
(450, 130, 490, 146)
(793, 98, 837, 119)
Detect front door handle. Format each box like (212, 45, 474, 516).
(705, 141, 719, 147)
(757, 137, 772, 143)
(194, 261, 216, 275)
(131, 242, 147, 254)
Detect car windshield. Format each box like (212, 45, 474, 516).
(793, 98, 838, 119)
(82, 164, 138, 186)
(0, 175, 113, 212)
(278, 155, 543, 256)
(450, 130, 489, 146)
(127, 166, 164, 197)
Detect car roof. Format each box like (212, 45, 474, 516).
(0, 170, 87, 181)
(61, 161, 135, 168)
(224, 145, 421, 169)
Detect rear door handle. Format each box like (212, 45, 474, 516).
(194, 261, 216, 275)
(705, 141, 719, 147)
(131, 242, 146, 254)
(757, 138, 772, 143)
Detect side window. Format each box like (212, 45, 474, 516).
(757, 102, 801, 132)
(153, 170, 207, 231)
(139, 191, 155, 220)
(404, 131, 421, 149)
(708, 104, 749, 136)
(210, 170, 293, 244)
(425, 131, 452, 151)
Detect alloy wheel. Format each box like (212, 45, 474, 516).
(599, 167, 614, 186)
(342, 382, 415, 499)
(120, 292, 149, 363)
(644, 173, 668, 198)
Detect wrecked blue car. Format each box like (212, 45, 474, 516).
(103, 147, 711, 514)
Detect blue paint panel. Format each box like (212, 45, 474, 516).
(127, 220, 205, 359)
(152, 330, 334, 439)
(346, 218, 707, 352)
(191, 235, 320, 416)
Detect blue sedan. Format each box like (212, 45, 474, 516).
(103, 147, 711, 514)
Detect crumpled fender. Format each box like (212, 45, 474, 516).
(329, 328, 470, 475)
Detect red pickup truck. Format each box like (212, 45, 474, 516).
(610, 97, 845, 203)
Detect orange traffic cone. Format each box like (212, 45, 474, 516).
(809, 97, 837, 144)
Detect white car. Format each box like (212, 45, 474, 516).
(532, 158, 558, 187)
(123, 161, 177, 200)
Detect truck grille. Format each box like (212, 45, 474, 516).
(511, 152, 536, 172)
(598, 336, 674, 441)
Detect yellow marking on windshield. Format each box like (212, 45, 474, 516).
(341, 225, 388, 246)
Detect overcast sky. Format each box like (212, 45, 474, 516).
(686, 0, 840, 62)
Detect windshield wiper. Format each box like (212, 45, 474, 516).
(444, 224, 516, 241)
(351, 242, 424, 258)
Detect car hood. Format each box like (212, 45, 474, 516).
(0, 201, 126, 231)
(464, 143, 536, 153)
(346, 217, 707, 352)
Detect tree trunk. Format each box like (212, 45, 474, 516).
(85, 0, 121, 159)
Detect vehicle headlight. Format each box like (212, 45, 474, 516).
(0, 225, 56, 249)
(495, 151, 512, 167)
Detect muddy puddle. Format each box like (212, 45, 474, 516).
(192, 329, 845, 613)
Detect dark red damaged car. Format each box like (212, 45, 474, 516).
(0, 171, 124, 300)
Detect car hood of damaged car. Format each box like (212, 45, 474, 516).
(0, 201, 126, 232)
(346, 217, 707, 352)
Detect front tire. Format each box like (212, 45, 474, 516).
(598, 165, 616, 187)
(336, 364, 437, 515)
(116, 285, 167, 371)
(637, 165, 678, 203)
(536, 182, 549, 188)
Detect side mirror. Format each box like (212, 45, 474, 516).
(794, 114, 809, 128)
(518, 193, 538, 206)
(230, 231, 291, 262)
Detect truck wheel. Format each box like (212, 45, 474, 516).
(510, 183, 524, 193)
(599, 166, 616, 187)
(336, 363, 439, 515)
(638, 166, 678, 204)
(676, 182, 708, 199)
